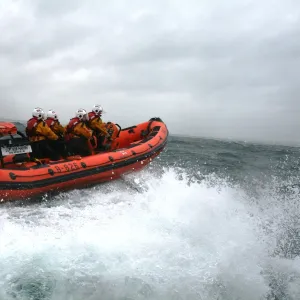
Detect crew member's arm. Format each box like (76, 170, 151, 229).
(36, 122, 58, 140)
(91, 118, 108, 136)
(53, 122, 66, 136)
(74, 123, 93, 139)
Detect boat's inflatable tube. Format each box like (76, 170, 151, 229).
(0, 117, 168, 202)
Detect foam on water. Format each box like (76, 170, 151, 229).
(0, 167, 299, 299)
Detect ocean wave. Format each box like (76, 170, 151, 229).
(0, 166, 299, 299)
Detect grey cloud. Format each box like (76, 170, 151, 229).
(0, 21, 90, 63)
(33, 0, 80, 16)
(0, 0, 300, 145)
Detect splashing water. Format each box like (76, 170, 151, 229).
(0, 165, 299, 300)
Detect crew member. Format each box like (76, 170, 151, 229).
(65, 108, 93, 156)
(86, 104, 110, 150)
(45, 109, 69, 158)
(45, 109, 66, 137)
(26, 107, 60, 161)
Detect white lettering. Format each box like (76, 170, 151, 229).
(1, 145, 32, 156)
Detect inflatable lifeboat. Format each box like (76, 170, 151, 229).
(0, 117, 168, 202)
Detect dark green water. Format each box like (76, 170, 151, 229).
(0, 134, 300, 299)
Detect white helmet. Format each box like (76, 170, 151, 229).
(92, 104, 103, 115)
(47, 109, 58, 120)
(32, 107, 45, 120)
(75, 108, 87, 120)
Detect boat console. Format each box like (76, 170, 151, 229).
(0, 122, 32, 167)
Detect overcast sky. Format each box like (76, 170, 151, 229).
(1, 0, 300, 145)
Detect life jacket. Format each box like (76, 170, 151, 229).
(45, 118, 63, 137)
(87, 111, 100, 122)
(65, 117, 82, 141)
(45, 117, 57, 128)
(87, 111, 108, 135)
(26, 117, 42, 137)
(66, 117, 80, 132)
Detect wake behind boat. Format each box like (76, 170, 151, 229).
(0, 117, 168, 202)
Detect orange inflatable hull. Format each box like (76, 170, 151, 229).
(0, 118, 168, 202)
